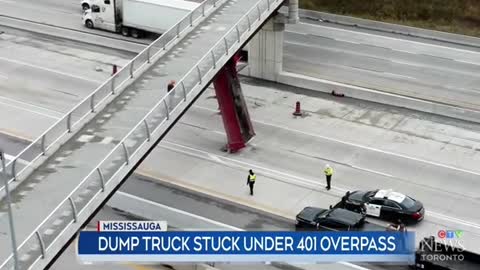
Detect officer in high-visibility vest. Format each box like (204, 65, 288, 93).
(324, 164, 333, 190)
(247, 169, 256, 196)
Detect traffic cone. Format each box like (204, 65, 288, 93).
(293, 101, 303, 116)
(331, 90, 345, 97)
(112, 64, 118, 75)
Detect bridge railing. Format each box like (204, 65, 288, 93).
(1, 0, 283, 268)
(0, 0, 220, 194)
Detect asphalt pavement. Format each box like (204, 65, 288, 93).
(0, 1, 479, 268)
(49, 173, 402, 270)
(1, 71, 480, 268)
(112, 174, 410, 270)
(132, 77, 480, 254)
(0, 0, 270, 267)
(0, 25, 134, 164)
(3, 0, 480, 112)
(283, 22, 480, 110)
(49, 205, 173, 270)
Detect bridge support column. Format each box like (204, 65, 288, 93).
(245, 13, 286, 82)
(287, 0, 299, 24)
(213, 55, 255, 153)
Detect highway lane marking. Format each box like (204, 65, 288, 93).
(0, 56, 101, 83)
(118, 192, 373, 270)
(161, 142, 337, 194)
(297, 22, 480, 56)
(382, 72, 416, 80)
(333, 38, 360, 45)
(4, 153, 29, 166)
(0, 100, 61, 120)
(350, 166, 393, 178)
(117, 192, 241, 231)
(0, 96, 64, 118)
(161, 140, 480, 231)
(0, 96, 64, 116)
(193, 105, 480, 178)
(456, 59, 480, 66)
(285, 40, 480, 78)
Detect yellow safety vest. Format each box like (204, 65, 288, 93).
(324, 167, 333, 176)
(249, 174, 256, 182)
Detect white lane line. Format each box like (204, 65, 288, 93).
(162, 141, 480, 231)
(382, 72, 416, 80)
(77, 134, 94, 143)
(299, 22, 480, 55)
(194, 105, 480, 177)
(351, 165, 393, 178)
(209, 153, 224, 164)
(393, 49, 416, 54)
(0, 56, 101, 83)
(428, 210, 480, 230)
(100, 137, 114, 144)
(0, 155, 29, 174)
(161, 142, 328, 193)
(4, 153, 30, 166)
(455, 59, 480, 66)
(0, 96, 64, 117)
(119, 192, 373, 270)
(0, 100, 60, 119)
(333, 38, 360, 45)
(117, 192, 240, 231)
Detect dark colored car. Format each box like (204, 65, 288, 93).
(339, 189, 425, 223)
(295, 206, 366, 231)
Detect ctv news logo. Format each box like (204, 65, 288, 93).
(438, 229, 463, 239)
(420, 230, 465, 263)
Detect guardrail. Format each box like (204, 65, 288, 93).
(0, 0, 221, 194)
(0, 0, 283, 269)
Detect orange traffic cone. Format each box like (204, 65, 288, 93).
(293, 101, 302, 116)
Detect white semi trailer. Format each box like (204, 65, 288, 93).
(82, 0, 199, 38)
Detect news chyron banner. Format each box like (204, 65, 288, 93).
(78, 221, 415, 263)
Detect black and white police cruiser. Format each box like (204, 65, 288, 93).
(338, 189, 425, 224)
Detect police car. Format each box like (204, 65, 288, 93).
(339, 189, 425, 223)
(295, 206, 366, 231)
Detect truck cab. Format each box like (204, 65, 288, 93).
(81, 0, 93, 10)
(82, 0, 119, 33)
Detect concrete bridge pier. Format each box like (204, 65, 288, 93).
(245, 13, 286, 82)
(288, 0, 299, 24)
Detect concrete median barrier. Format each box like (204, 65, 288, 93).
(276, 71, 480, 125)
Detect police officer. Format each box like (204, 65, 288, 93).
(246, 169, 256, 196)
(324, 164, 333, 190)
(167, 80, 176, 109)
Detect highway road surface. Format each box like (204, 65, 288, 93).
(45, 77, 480, 265)
(50, 172, 409, 270)
(0, 1, 479, 268)
(50, 205, 174, 270)
(283, 22, 480, 110)
(2, 0, 480, 111)
(0, 25, 134, 166)
(2, 73, 480, 266)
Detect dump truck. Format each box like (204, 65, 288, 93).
(82, 0, 199, 38)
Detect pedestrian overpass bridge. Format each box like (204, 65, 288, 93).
(0, 0, 294, 269)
